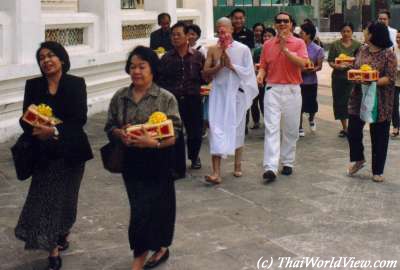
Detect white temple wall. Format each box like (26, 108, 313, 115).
(0, 0, 214, 142)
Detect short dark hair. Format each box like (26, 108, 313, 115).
(264, 27, 276, 37)
(125, 46, 160, 81)
(378, 9, 391, 19)
(157, 13, 171, 25)
(187, 24, 202, 38)
(340, 22, 354, 32)
(252, 22, 265, 31)
(171, 21, 189, 34)
(304, 18, 314, 25)
(301, 22, 317, 40)
(274, 11, 294, 23)
(368, 22, 393, 49)
(230, 8, 245, 18)
(36, 41, 70, 75)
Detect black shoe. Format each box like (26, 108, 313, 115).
(263, 170, 276, 184)
(190, 158, 202, 169)
(144, 249, 169, 269)
(250, 123, 260, 129)
(338, 130, 347, 138)
(57, 232, 70, 251)
(281, 166, 293, 176)
(47, 256, 62, 270)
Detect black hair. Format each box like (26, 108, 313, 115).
(274, 11, 294, 23)
(252, 22, 265, 31)
(378, 9, 391, 19)
(368, 22, 393, 49)
(187, 24, 202, 38)
(264, 27, 276, 37)
(157, 13, 171, 25)
(230, 8, 246, 18)
(171, 21, 189, 34)
(36, 41, 70, 75)
(125, 46, 160, 81)
(301, 22, 317, 40)
(340, 22, 354, 32)
(304, 18, 314, 25)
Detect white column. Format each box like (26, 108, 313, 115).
(1, 0, 43, 64)
(144, 0, 177, 24)
(183, 0, 214, 40)
(79, 0, 123, 52)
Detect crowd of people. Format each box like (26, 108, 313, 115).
(12, 8, 399, 270)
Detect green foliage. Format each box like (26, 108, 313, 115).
(321, 0, 335, 18)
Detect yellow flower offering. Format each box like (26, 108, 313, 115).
(37, 104, 53, 117)
(148, 111, 167, 124)
(154, 47, 166, 54)
(360, 64, 373, 71)
(338, 53, 350, 59)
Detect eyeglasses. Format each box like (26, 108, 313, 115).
(275, 19, 290, 24)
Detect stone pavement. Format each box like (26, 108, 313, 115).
(1, 64, 400, 270)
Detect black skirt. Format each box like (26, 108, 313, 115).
(301, 84, 318, 114)
(122, 146, 176, 257)
(15, 159, 84, 251)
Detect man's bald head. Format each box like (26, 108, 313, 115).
(217, 17, 233, 33)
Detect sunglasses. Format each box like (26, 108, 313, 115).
(275, 19, 290, 24)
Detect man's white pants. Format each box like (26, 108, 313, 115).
(263, 84, 302, 173)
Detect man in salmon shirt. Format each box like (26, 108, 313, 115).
(256, 12, 308, 183)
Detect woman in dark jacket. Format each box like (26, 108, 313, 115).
(104, 46, 181, 270)
(15, 41, 93, 270)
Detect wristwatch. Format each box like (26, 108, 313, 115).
(53, 127, 59, 137)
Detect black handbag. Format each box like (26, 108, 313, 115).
(11, 133, 35, 181)
(100, 99, 128, 173)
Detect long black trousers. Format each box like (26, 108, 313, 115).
(173, 95, 203, 175)
(347, 115, 390, 175)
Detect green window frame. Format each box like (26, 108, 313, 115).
(217, 0, 227, 6)
(234, 0, 253, 6)
(121, 0, 135, 9)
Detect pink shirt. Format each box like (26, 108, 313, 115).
(259, 35, 308, 84)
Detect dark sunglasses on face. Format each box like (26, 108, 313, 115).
(275, 19, 290, 24)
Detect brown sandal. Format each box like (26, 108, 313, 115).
(233, 163, 242, 177)
(347, 161, 366, 176)
(372, 175, 384, 182)
(205, 175, 221, 185)
(233, 171, 243, 177)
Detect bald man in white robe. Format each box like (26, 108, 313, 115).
(203, 17, 258, 184)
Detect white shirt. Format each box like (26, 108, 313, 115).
(388, 26, 397, 48)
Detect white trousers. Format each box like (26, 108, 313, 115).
(263, 84, 302, 173)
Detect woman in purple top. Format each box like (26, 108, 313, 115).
(298, 22, 325, 137)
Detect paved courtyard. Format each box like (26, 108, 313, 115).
(1, 65, 400, 270)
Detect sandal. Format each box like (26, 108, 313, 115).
(233, 171, 243, 177)
(204, 175, 221, 185)
(233, 162, 242, 177)
(338, 130, 347, 138)
(347, 161, 366, 176)
(391, 129, 399, 137)
(372, 175, 384, 182)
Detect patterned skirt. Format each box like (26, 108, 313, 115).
(15, 159, 84, 251)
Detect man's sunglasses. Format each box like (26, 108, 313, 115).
(275, 19, 290, 24)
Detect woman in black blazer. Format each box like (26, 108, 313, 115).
(15, 41, 93, 270)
